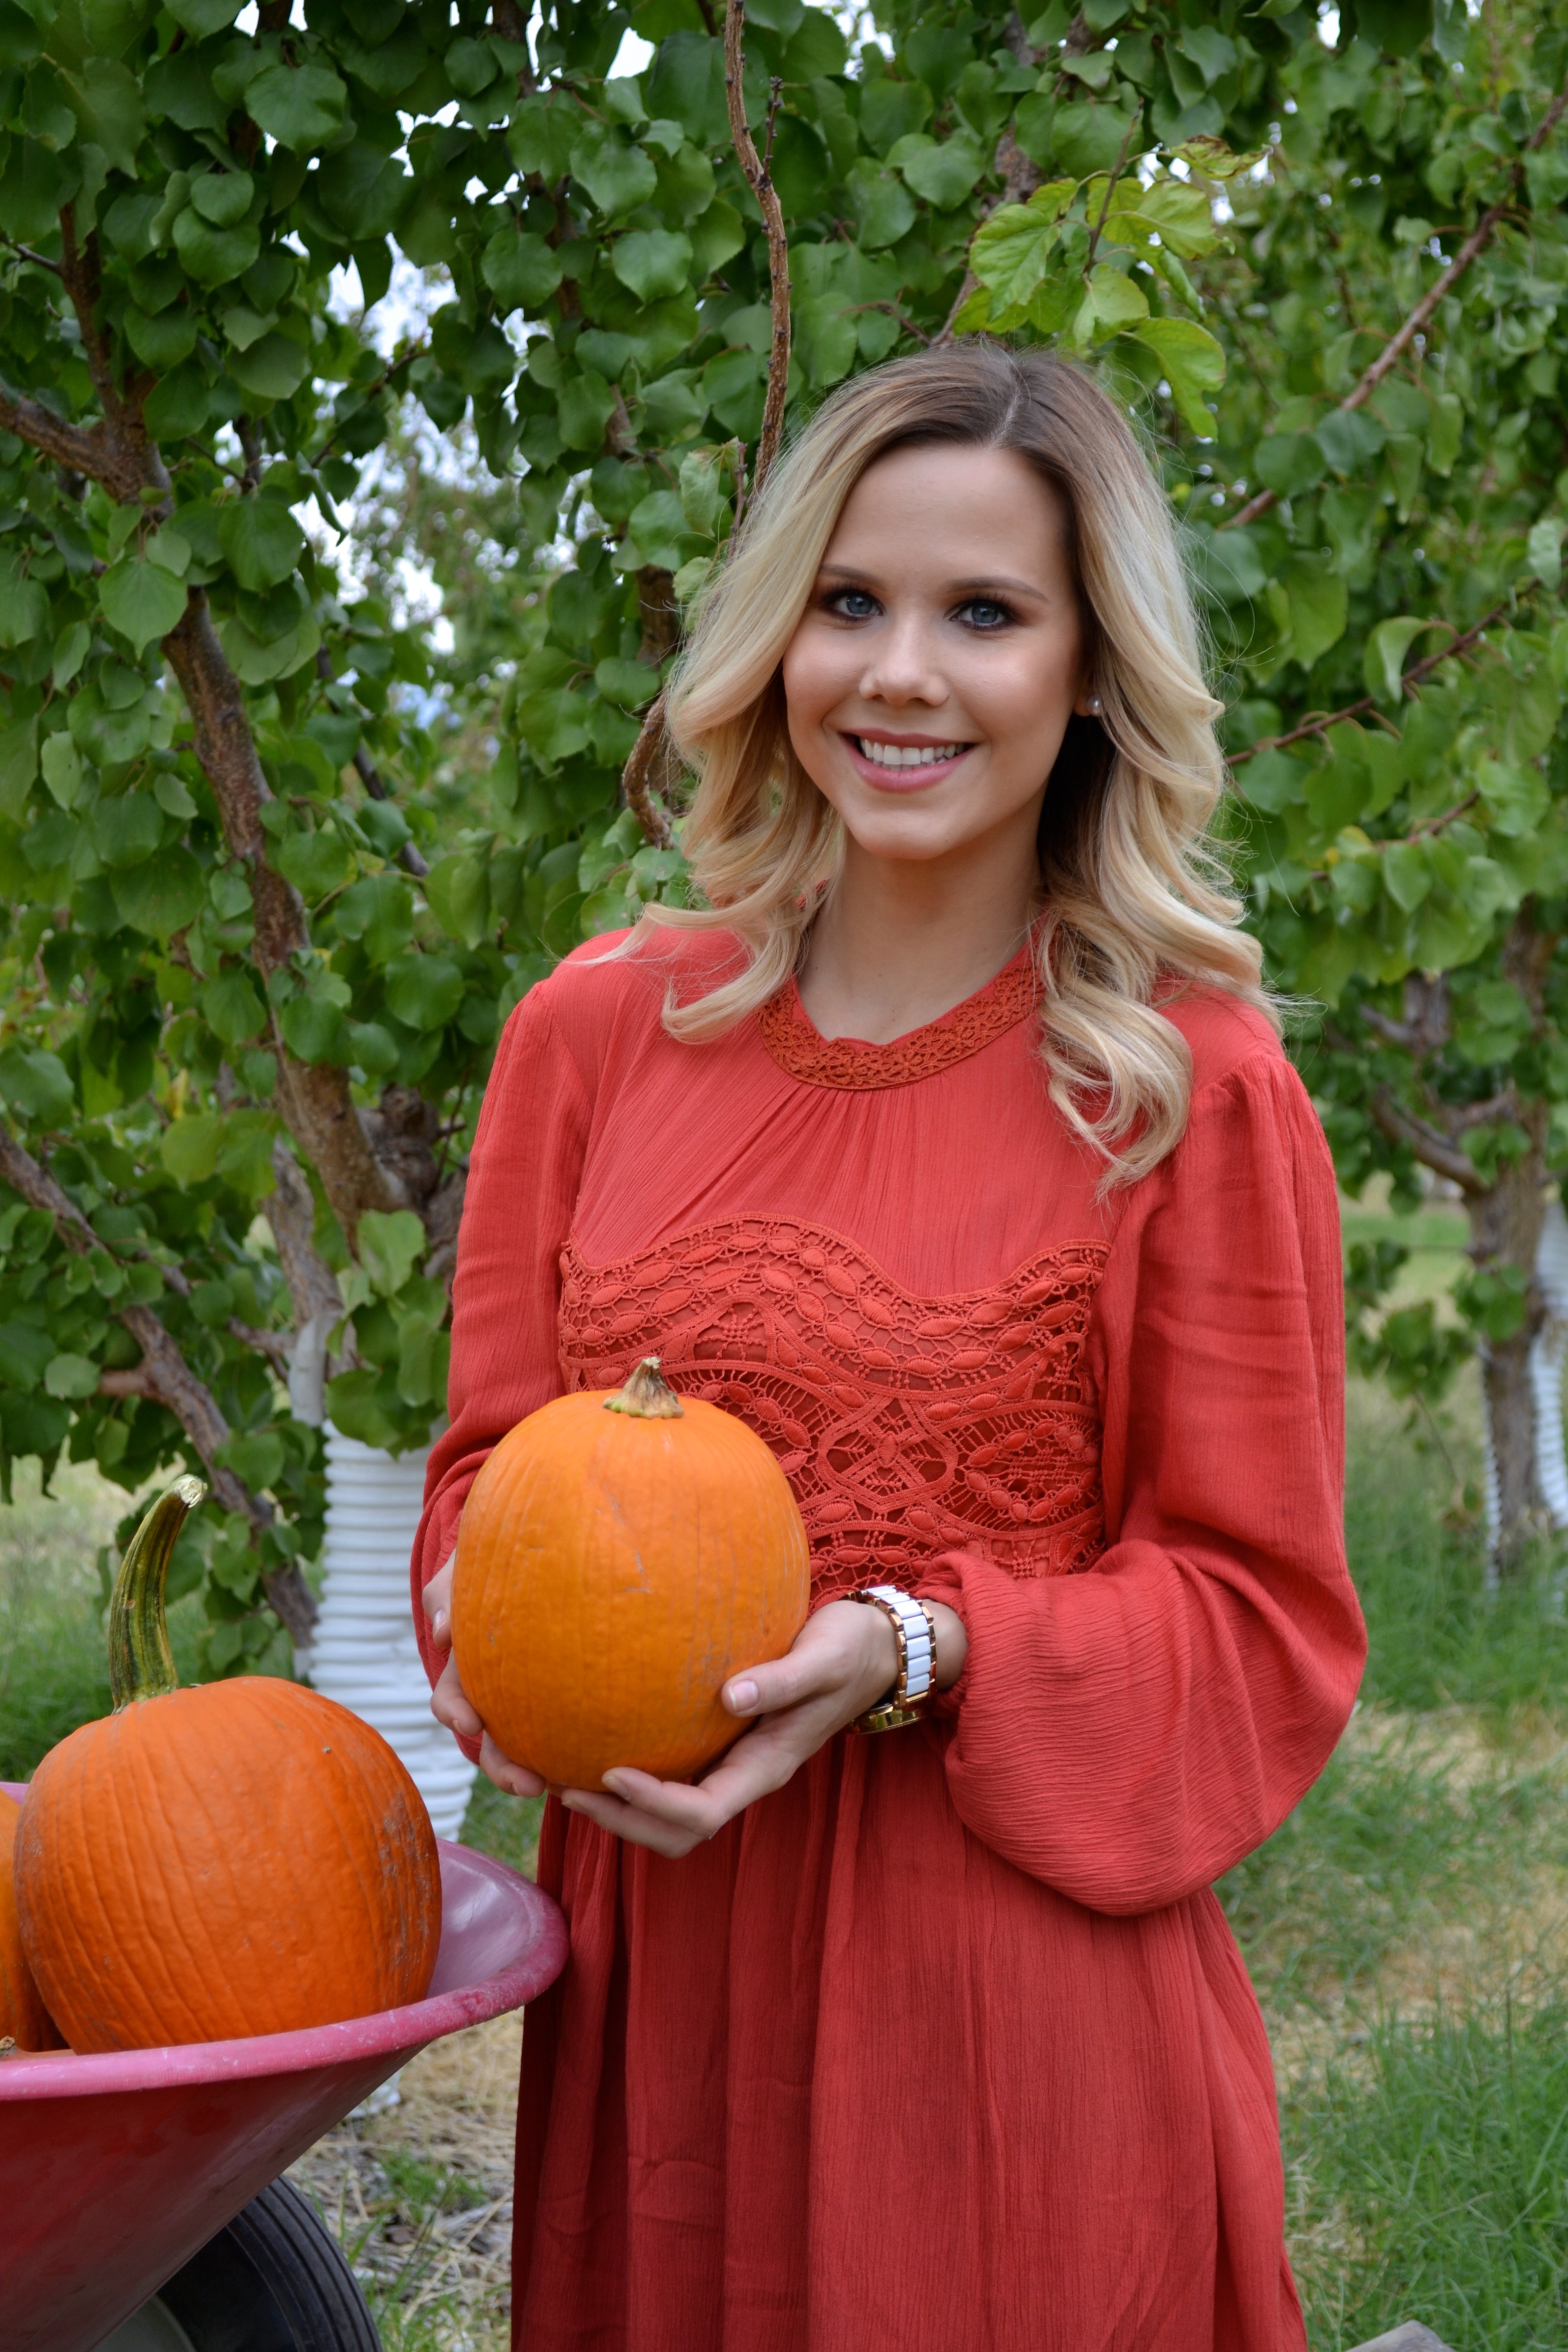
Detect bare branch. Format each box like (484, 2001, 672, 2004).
(0, 1122, 316, 1643)
(264, 1141, 346, 1331)
(1226, 73, 1568, 532)
(1368, 1085, 1486, 1195)
(724, 0, 790, 493)
(621, 689, 674, 849)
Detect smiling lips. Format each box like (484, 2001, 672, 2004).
(846, 733, 975, 788)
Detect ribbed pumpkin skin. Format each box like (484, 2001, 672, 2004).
(452, 1388, 811, 1788)
(15, 1680, 441, 2052)
(0, 1790, 65, 2050)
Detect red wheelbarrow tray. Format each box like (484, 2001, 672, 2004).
(0, 1780, 567, 2352)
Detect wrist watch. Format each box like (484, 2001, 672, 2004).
(849, 1584, 937, 1733)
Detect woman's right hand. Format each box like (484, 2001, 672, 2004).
(423, 1555, 546, 1798)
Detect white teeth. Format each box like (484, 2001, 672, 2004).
(855, 738, 965, 769)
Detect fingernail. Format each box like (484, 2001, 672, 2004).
(729, 1678, 758, 1712)
(432, 1609, 448, 1633)
(560, 1792, 581, 1811)
(602, 1770, 629, 1794)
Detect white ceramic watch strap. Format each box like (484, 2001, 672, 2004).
(862, 1582, 935, 1703)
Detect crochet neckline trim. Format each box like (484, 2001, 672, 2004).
(756, 941, 1039, 1092)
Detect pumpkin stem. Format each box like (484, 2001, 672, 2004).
(108, 1476, 206, 1710)
(603, 1357, 684, 1419)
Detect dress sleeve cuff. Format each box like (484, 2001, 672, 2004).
(913, 1555, 972, 1719)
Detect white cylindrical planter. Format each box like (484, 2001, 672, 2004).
(310, 1430, 477, 1840)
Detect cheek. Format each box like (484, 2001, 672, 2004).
(780, 626, 842, 728)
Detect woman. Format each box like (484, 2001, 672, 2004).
(414, 340, 1364, 2352)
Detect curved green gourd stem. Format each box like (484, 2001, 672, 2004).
(107, 1475, 206, 1710)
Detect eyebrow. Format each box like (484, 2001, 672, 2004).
(817, 563, 1052, 601)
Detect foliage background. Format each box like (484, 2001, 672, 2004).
(0, 0, 1566, 1658)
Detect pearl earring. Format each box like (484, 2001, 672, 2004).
(1087, 695, 1102, 714)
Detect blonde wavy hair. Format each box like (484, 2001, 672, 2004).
(626, 338, 1272, 1183)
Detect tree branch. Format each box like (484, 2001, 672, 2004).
(1232, 599, 1514, 766)
(1368, 1084, 1486, 1195)
(163, 591, 406, 1240)
(0, 1123, 316, 1645)
(1226, 74, 1568, 531)
(0, 387, 114, 486)
(724, 0, 790, 494)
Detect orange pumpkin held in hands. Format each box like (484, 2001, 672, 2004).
(0, 1791, 64, 2051)
(452, 1358, 811, 1789)
(16, 1477, 442, 2053)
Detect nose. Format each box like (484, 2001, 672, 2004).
(857, 606, 948, 711)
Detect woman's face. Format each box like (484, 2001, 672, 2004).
(781, 443, 1090, 871)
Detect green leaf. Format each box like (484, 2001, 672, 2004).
(357, 1207, 426, 1296)
(66, 58, 145, 174)
(0, 1322, 54, 1392)
(612, 228, 693, 301)
(93, 793, 161, 869)
(99, 554, 187, 654)
(44, 1353, 100, 1400)
(143, 369, 211, 445)
(246, 60, 347, 148)
(845, 159, 916, 251)
(113, 848, 205, 936)
(1112, 178, 1215, 260)
(202, 967, 266, 1046)
(1131, 318, 1226, 436)
(172, 205, 260, 286)
(424, 848, 492, 948)
(189, 167, 252, 227)
(0, 561, 48, 648)
(218, 498, 306, 591)
(325, 1366, 403, 1451)
(570, 122, 658, 217)
(1383, 840, 1432, 912)
(165, 0, 241, 32)
(0, 1047, 72, 1125)
(383, 952, 464, 1031)
(898, 131, 986, 209)
(216, 1428, 286, 1490)
(276, 828, 353, 900)
(595, 657, 662, 708)
(0, 716, 38, 819)
(1051, 101, 1140, 180)
(278, 988, 348, 1064)
(1279, 553, 1348, 670)
(1526, 517, 1564, 594)
(558, 369, 617, 453)
(1087, 263, 1147, 331)
(481, 227, 562, 312)
(967, 185, 1074, 320)
(227, 333, 308, 403)
(40, 733, 82, 811)
(1363, 616, 1430, 703)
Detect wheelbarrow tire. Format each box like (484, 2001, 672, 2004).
(155, 2174, 381, 2352)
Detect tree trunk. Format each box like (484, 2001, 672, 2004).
(1471, 1140, 1550, 1578)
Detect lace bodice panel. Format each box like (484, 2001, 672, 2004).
(557, 1217, 1109, 1606)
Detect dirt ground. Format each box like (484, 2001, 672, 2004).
(289, 2012, 522, 2348)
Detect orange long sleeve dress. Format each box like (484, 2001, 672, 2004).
(412, 927, 1365, 2352)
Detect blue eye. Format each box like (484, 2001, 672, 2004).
(960, 598, 1013, 630)
(827, 589, 879, 620)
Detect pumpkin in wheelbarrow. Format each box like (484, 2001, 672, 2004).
(14, 1477, 442, 2052)
(0, 1790, 64, 2050)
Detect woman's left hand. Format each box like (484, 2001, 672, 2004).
(560, 1597, 965, 1859)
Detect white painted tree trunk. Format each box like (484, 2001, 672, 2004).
(308, 1430, 478, 1840)
(1481, 1193, 1568, 1575)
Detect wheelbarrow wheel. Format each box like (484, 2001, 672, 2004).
(104, 2175, 381, 2352)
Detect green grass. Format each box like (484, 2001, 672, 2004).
(459, 1777, 544, 1879)
(1290, 2000, 1568, 2351)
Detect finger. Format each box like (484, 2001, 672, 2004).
(722, 1647, 839, 1718)
(430, 1654, 482, 1742)
(560, 1785, 707, 1859)
(597, 1766, 728, 1835)
(422, 1555, 455, 1646)
(480, 1729, 545, 1799)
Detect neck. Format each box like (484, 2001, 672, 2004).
(799, 829, 1040, 1046)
